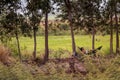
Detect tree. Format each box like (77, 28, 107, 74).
(54, 0, 76, 54)
(104, 0, 114, 54)
(106, 0, 120, 54)
(110, 8, 114, 54)
(42, 0, 52, 63)
(1, 10, 22, 61)
(63, 0, 76, 54)
(0, 0, 33, 61)
(114, 0, 120, 54)
(26, 0, 43, 59)
(70, 0, 103, 50)
(82, 0, 102, 50)
(0, 0, 23, 61)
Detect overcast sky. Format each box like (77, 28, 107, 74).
(19, 0, 59, 20)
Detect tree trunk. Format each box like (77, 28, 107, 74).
(110, 13, 113, 54)
(15, 32, 22, 61)
(92, 28, 95, 50)
(69, 13, 76, 54)
(33, 27, 37, 59)
(43, 11, 49, 63)
(91, 13, 95, 50)
(115, 14, 119, 54)
(64, 0, 76, 54)
(114, 2, 119, 54)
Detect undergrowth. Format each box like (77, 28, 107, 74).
(0, 45, 120, 80)
(0, 54, 120, 80)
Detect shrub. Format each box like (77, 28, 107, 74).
(0, 45, 13, 64)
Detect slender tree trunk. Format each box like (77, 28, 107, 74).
(64, 0, 76, 54)
(110, 13, 113, 54)
(15, 32, 22, 61)
(91, 14, 95, 50)
(43, 11, 49, 63)
(69, 13, 76, 54)
(33, 27, 37, 59)
(92, 28, 95, 50)
(114, 2, 119, 54)
(115, 14, 119, 54)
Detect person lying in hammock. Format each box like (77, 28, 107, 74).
(75, 46, 102, 56)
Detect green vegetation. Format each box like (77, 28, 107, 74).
(10, 35, 116, 56)
(0, 0, 120, 80)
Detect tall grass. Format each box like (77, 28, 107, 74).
(0, 45, 12, 64)
(0, 54, 120, 80)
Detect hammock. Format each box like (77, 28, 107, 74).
(78, 46, 102, 55)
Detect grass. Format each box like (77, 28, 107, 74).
(1, 51, 120, 80)
(1, 35, 120, 80)
(10, 35, 117, 56)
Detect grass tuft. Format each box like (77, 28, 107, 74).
(0, 45, 13, 65)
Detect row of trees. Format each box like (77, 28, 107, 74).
(0, 0, 120, 63)
(56, 0, 120, 54)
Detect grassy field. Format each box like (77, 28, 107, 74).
(10, 35, 117, 56)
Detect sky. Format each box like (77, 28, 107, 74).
(19, 0, 107, 20)
(19, 0, 59, 20)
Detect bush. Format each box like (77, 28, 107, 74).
(0, 45, 13, 64)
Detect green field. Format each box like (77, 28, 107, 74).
(10, 35, 117, 56)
